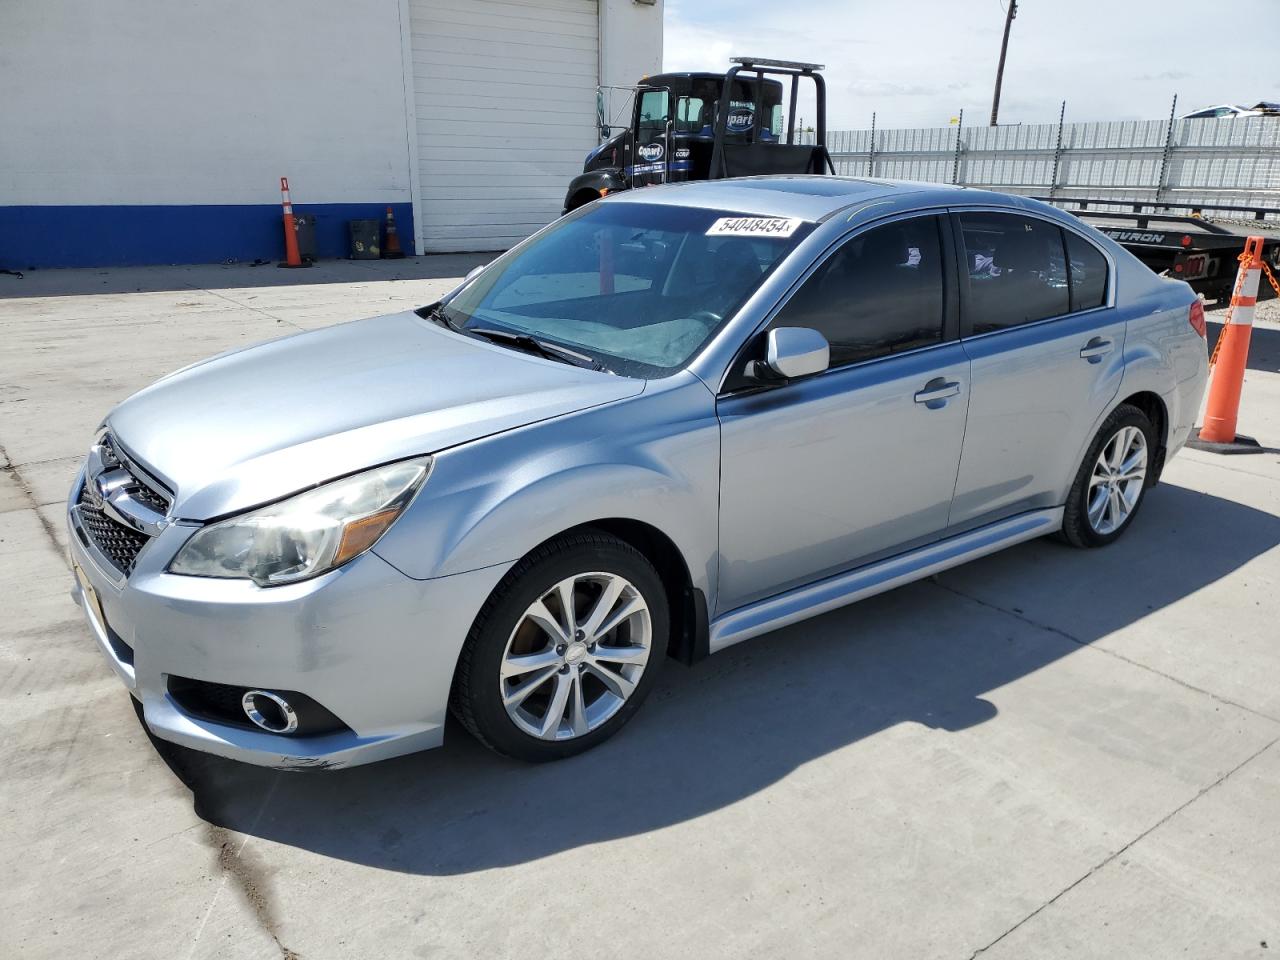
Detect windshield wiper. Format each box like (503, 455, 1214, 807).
(420, 302, 461, 331)
(466, 327, 610, 373)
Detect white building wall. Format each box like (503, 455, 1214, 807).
(0, 0, 414, 208)
(599, 0, 663, 92)
(0, 0, 663, 266)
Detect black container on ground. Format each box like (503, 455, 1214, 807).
(348, 219, 381, 259)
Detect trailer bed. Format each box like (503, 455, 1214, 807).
(1040, 198, 1280, 301)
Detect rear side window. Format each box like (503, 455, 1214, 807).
(771, 216, 946, 368)
(959, 213, 1068, 334)
(1065, 232, 1108, 311)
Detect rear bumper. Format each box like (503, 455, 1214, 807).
(1165, 331, 1211, 458)
(67, 481, 511, 769)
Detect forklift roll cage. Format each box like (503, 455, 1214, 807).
(709, 57, 834, 179)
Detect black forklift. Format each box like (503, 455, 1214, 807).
(562, 57, 835, 213)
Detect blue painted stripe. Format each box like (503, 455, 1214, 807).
(0, 202, 415, 269)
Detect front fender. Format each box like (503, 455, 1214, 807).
(563, 169, 628, 213)
(373, 375, 721, 596)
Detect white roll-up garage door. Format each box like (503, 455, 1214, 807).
(408, 0, 599, 252)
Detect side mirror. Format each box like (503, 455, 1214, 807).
(757, 327, 830, 380)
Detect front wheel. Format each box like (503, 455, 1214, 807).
(1060, 404, 1155, 548)
(450, 531, 669, 762)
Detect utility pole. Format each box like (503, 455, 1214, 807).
(990, 0, 1017, 126)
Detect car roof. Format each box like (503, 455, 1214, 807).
(604, 175, 1014, 221)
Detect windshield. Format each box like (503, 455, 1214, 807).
(439, 203, 814, 378)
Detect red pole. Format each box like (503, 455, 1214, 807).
(598, 231, 614, 296)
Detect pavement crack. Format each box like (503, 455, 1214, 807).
(197, 286, 307, 332)
(964, 735, 1279, 959)
(931, 579, 1280, 726)
(0, 441, 67, 563)
(188, 779, 298, 959)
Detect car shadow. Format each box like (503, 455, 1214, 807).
(150, 480, 1280, 876)
(1206, 317, 1280, 375)
(0, 254, 492, 299)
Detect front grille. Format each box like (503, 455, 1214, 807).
(78, 486, 150, 574)
(77, 435, 171, 577)
(124, 481, 168, 513)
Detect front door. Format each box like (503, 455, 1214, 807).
(715, 214, 971, 613)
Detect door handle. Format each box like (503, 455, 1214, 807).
(1079, 337, 1114, 361)
(914, 378, 962, 404)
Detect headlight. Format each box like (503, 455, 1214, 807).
(169, 459, 430, 586)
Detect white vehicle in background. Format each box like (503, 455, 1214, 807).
(1179, 104, 1264, 119)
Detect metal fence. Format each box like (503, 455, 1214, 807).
(824, 116, 1280, 220)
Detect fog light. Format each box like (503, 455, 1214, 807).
(241, 690, 299, 734)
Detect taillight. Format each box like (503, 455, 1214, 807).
(1189, 299, 1206, 338)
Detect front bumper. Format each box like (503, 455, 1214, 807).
(67, 473, 511, 769)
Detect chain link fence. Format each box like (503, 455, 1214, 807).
(823, 116, 1280, 221)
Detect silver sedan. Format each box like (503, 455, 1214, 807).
(67, 177, 1209, 767)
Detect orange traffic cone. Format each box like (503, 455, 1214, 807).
(1191, 236, 1264, 453)
(382, 206, 406, 259)
(277, 177, 312, 269)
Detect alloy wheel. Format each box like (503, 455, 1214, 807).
(1087, 425, 1148, 535)
(499, 572, 652, 741)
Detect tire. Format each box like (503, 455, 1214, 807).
(1060, 403, 1156, 548)
(450, 530, 669, 762)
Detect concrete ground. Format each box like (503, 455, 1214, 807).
(3, 261, 1279, 960)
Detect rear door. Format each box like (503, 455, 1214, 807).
(715, 213, 970, 612)
(948, 209, 1123, 528)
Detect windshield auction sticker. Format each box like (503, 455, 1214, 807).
(706, 217, 805, 238)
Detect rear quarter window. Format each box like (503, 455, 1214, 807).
(1065, 232, 1108, 311)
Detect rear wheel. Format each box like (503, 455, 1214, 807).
(1060, 404, 1154, 548)
(450, 531, 668, 762)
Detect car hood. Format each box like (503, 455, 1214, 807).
(106, 311, 644, 520)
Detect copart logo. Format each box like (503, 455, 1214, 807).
(638, 142, 664, 162)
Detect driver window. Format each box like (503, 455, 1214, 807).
(637, 89, 669, 142)
(769, 217, 947, 368)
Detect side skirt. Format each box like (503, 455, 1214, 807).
(708, 508, 1064, 654)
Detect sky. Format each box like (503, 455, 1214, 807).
(662, 0, 1277, 131)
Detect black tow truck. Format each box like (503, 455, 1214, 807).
(1043, 198, 1280, 301)
(563, 57, 834, 213)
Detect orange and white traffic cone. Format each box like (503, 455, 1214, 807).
(381, 206, 406, 259)
(277, 177, 312, 269)
(1192, 236, 1264, 452)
